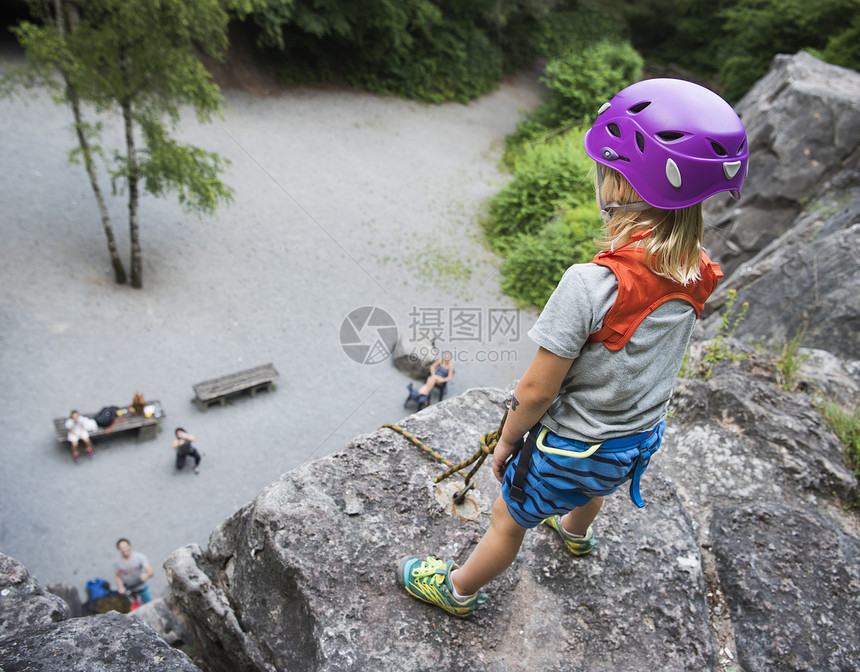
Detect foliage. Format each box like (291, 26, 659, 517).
(483, 126, 601, 307)
(481, 38, 640, 308)
(817, 400, 860, 480)
(135, 118, 233, 214)
(500, 206, 600, 308)
(617, 0, 732, 77)
(242, 0, 607, 102)
(612, 0, 860, 102)
(699, 289, 749, 378)
(486, 128, 597, 250)
(719, 0, 860, 101)
(10, 0, 238, 287)
(772, 326, 812, 391)
(817, 7, 860, 68)
(505, 40, 642, 164)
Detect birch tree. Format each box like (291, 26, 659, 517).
(9, 0, 247, 288)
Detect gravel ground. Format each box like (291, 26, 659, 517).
(0, 42, 546, 599)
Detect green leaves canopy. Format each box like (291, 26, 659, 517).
(245, 0, 606, 102)
(14, 0, 235, 213)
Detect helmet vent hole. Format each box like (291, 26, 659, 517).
(608, 123, 622, 138)
(636, 131, 645, 153)
(710, 140, 728, 156)
(628, 101, 651, 114)
(656, 131, 685, 142)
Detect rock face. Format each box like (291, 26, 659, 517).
(0, 552, 202, 671)
(701, 190, 860, 360)
(0, 611, 202, 672)
(704, 51, 860, 278)
(665, 347, 860, 672)
(0, 553, 69, 640)
(700, 53, 860, 360)
(712, 503, 860, 672)
(161, 363, 859, 672)
(166, 388, 716, 672)
(392, 332, 437, 379)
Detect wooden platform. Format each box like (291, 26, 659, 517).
(193, 363, 279, 410)
(54, 401, 165, 444)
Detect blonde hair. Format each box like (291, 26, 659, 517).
(597, 167, 704, 285)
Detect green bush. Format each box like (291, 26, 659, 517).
(541, 40, 643, 126)
(486, 128, 596, 250)
(500, 205, 600, 308)
(620, 0, 728, 79)
(242, 0, 608, 103)
(358, 14, 503, 103)
(506, 40, 642, 163)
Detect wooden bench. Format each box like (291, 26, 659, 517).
(193, 363, 279, 410)
(54, 401, 165, 445)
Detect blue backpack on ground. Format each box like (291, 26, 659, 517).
(86, 578, 111, 600)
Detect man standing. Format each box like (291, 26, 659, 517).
(113, 538, 154, 604)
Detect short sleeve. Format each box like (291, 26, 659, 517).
(527, 263, 618, 359)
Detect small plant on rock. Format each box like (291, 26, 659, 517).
(773, 326, 812, 391)
(699, 290, 749, 378)
(817, 399, 860, 507)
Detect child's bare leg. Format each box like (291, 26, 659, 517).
(451, 495, 526, 596)
(561, 496, 604, 536)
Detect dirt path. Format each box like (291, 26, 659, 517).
(0, 45, 546, 599)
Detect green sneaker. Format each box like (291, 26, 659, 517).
(541, 516, 597, 556)
(396, 556, 487, 618)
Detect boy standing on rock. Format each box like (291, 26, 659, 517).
(397, 78, 748, 616)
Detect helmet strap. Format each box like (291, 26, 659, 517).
(596, 164, 652, 222)
(599, 200, 652, 223)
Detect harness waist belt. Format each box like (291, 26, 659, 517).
(510, 422, 664, 508)
(535, 426, 657, 458)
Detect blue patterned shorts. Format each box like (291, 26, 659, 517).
(501, 422, 665, 528)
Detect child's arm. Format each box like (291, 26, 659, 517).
(493, 347, 573, 482)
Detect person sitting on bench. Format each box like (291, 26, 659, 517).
(414, 352, 455, 408)
(65, 410, 95, 462)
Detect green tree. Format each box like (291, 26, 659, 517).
(8, 0, 127, 283)
(618, 0, 731, 78)
(613, 0, 860, 100)
(10, 0, 244, 288)
(719, 0, 860, 101)
(818, 8, 860, 68)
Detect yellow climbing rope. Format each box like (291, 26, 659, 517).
(382, 409, 508, 487)
(382, 423, 453, 469)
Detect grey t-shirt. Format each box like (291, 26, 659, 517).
(528, 262, 696, 442)
(114, 551, 150, 589)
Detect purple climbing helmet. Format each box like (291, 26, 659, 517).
(583, 78, 749, 209)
